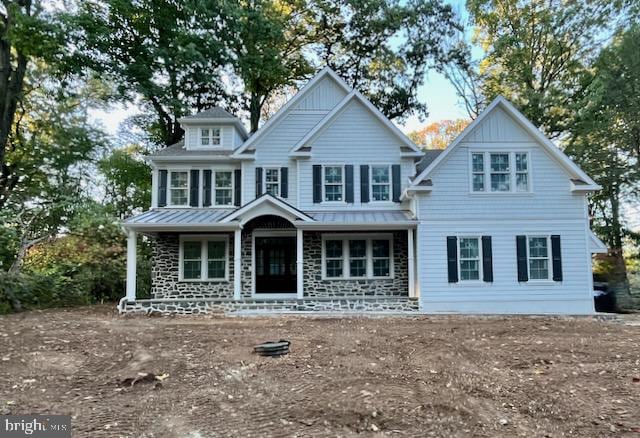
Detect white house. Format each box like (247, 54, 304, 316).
(120, 67, 607, 315)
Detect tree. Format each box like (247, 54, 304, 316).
(409, 119, 469, 149)
(71, 0, 238, 146)
(98, 145, 151, 219)
(567, 26, 640, 308)
(309, 0, 465, 123)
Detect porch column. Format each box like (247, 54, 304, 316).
(407, 228, 415, 298)
(234, 229, 242, 300)
(126, 229, 137, 301)
(296, 228, 304, 299)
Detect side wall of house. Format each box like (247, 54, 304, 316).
(416, 107, 594, 314)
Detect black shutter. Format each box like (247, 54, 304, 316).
(345, 165, 354, 203)
(447, 236, 458, 283)
(255, 167, 263, 197)
(234, 169, 241, 206)
(280, 167, 288, 198)
(392, 164, 401, 202)
(482, 236, 493, 282)
(360, 165, 369, 203)
(313, 165, 322, 203)
(551, 235, 563, 281)
(158, 170, 167, 207)
(202, 170, 212, 207)
(516, 235, 528, 282)
(190, 170, 199, 207)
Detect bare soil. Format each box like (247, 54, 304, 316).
(0, 306, 639, 437)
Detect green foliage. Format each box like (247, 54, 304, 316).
(98, 145, 152, 218)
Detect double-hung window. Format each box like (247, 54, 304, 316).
(180, 236, 228, 281)
(371, 165, 391, 201)
(214, 171, 233, 206)
(323, 166, 344, 202)
(470, 152, 530, 193)
(527, 236, 550, 280)
(323, 235, 393, 279)
(458, 237, 481, 281)
(169, 171, 189, 206)
(201, 128, 221, 146)
(264, 168, 280, 197)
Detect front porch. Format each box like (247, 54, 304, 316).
(120, 194, 419, 314)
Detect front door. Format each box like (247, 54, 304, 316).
(255, 236, 297, 294)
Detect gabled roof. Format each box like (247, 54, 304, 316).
(288, 90, 423, 157)
(410, 96, 600, 191)
(589, 230, 607, 254)
(178, 107, 249, 140)
(219, 193, 314, 224)
(231, 68, 352, 157)
(416, 149, 444, 174)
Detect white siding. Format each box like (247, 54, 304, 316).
(185, 125, 234, 150)
(465, 107, 531, 143)
(292, 76, 347, 111)
(417, 219, 593, 314)
(299, 99, 415, 210)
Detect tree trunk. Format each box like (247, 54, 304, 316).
(249, 92, 262, 134)
(607, 186, 633, 310)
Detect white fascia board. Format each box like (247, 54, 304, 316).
(178, 119, 249, 139)
(571, 181, 602, 192)
(589, 230, 608, 253)
(410, 96, 599, 189)
(147, 156, 237, 163)
(295, 222, 417, 230)
(220, 194, 315, 223)
(122, 223, 241, 232)
(233, 67, 352, 156)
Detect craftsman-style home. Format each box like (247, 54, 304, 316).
(120, 68, 606, 314)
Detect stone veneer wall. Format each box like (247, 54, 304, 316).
(151, 233, 234, 299)
(302, 231, 409, 298)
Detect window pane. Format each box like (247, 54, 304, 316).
(472, 174, 485, 192)
(372, 240, 390, 258)
(265, 169, 279, 182)
(490, 153, 509, 172)
(529, 259, 549, 280)
(183, 260, 201, 279)
(528, 237, 548, 258)
(472, 153, 484, 172)
(184, 241, 201, 259)
(371, 166, 390, 183)
(326, 259, 343, 277)
(349, 240, 366, 258)
(373, 259, 390, 277)
(266, 183, 279, 197)
(215, 189, 232, 205)
(372, 184, 390, 201)
(516, 173, 528, 191)
(216, 172, 232, 188)
(516, 153, 528, 171)
(460, 260, 480, 280)
(491, 173, 510, 191)
(325, 184, 343, 201)
(201, 129, 209, 137)
(171, 172, 188, 188)
(208, 241, 225, 259)
(459, 238, 479, 258)
(350, 259, 366, 277)
(208, 260, 225, 279)
(325, 240, 343, 258)
(171, 189, 188, 205)
(324, 166, 342, 183)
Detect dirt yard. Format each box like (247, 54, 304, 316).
(0, 307, 639, 437)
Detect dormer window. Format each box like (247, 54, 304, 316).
(200, 128, 221, 147)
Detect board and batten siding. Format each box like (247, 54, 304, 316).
(415, 105, 594, 314)
(299, 99, 415, 210)
(292, 76, 348, 111)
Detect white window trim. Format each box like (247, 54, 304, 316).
(322, 165, 346, 203)
(179, 235, 229, 282)
(321, 234, 394, 280)
(369, 164, 392, 203)
(526, 235, 552, 282)
(263, 167, 281, 198)
(468, 150, 532, 194)
(168, 170, 190, 207)
(212, 169, 234, 207)
(197, 127, 222, 148)
(457, 236, 483, 283)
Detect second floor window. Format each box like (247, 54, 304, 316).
(323, 166, 344, 202)
(170, 171, 188, 205)
(201, 128, 221, 146)
(371, 165, 391, 201)
(214, 171, 233, 205)
(471, 152, 530, 193)
(265, 168, 280, 197)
